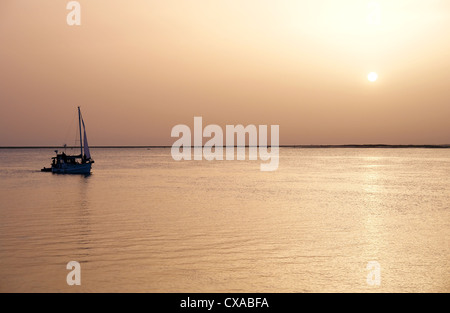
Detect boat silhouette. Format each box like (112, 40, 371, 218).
(41, 107, 94, 174)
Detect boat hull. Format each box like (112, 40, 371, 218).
(51, 163, 92, 174)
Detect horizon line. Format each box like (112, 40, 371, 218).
(1, 144, 449, 149)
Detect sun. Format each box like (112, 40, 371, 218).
(368, 72, 378, 82)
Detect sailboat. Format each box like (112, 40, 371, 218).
(41, 107, 94, 174)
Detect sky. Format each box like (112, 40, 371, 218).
(0, 0, 449, 146)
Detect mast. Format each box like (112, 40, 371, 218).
(78, 106, 83, 157)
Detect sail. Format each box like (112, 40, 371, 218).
(82, 118, 91, 160)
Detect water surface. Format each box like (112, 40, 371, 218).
(0, 148, 448, 292)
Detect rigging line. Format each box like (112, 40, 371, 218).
(74, 123, 79, 149)
(61, 110, 77, 147)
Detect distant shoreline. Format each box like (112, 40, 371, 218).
(1, 145, 449, 149)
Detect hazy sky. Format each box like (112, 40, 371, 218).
(1, 0, 449, 146)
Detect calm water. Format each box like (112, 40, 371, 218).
(0, 148, 449, 292)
